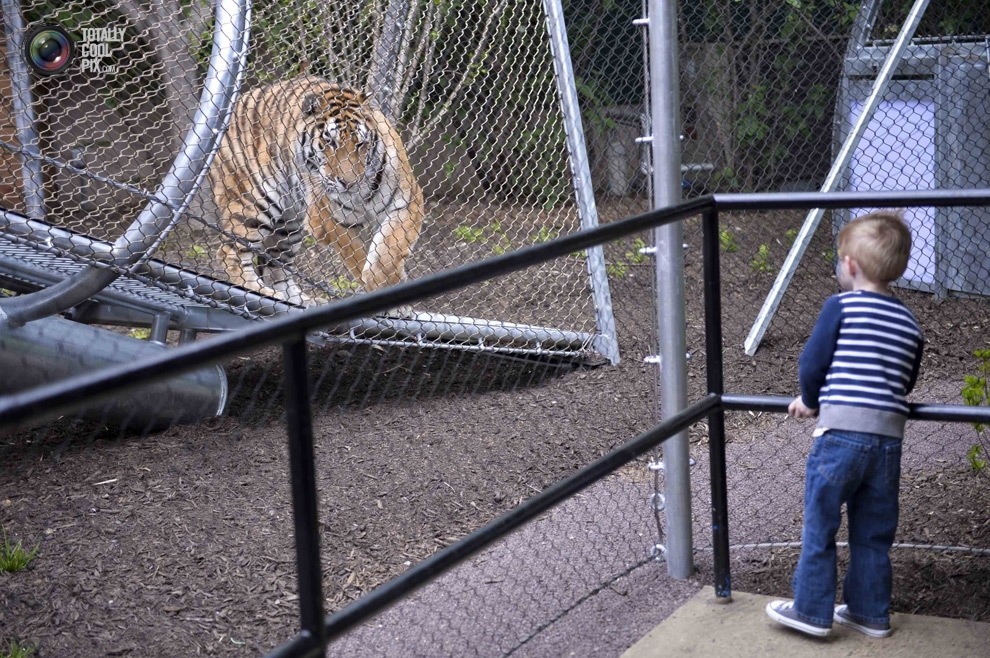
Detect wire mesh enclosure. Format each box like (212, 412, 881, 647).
(677, 0, 990, 354)
(0, 0, 629, 367)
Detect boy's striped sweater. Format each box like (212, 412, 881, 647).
(799, 290, 924, 439)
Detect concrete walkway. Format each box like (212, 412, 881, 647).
(623, 587, 990, 658)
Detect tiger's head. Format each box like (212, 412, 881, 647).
(298, 85, 381, 196)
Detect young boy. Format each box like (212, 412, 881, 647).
(765, 211, 924, 639)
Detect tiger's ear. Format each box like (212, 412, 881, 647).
(301, 93, 320, 115)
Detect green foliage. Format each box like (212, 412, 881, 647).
(606, 260, 628, 278)
(967, 445, 987, 472)
(185, 245, 208, 259)
(326, 276, 360, 293)
(961, 349, 990, 473)
(751, 244, 774, 274)
(490, 234, 512, 256)
(962, 349, 990, 432)
(128, 328, 151, 340)
(1, 640, 36, 658)
(530, 227, 559, 244)
(453, 225, 485, 244)
(453, 221, 517, 255)
(0, 527, 39, 573)
(238, 0, 375, 83)
(487, 221, 511, 256)
(719, 228, 739, 253)
(687, 0, 862, 191)
(784, 228, 798, 245)
(625, 238, 649, 264)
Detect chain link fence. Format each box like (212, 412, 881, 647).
(675, 0, 990, 632)
(2, 0, 990, 656)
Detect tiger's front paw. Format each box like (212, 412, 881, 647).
(380, 304, 414, 320)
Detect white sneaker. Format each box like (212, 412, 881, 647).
(833, 604, 892, 638)
(766, 600, 832, 637)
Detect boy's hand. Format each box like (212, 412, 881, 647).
(788, 396, 818, 419)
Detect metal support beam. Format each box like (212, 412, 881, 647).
(368, 0, 411, 122)
(543, 0, 620, 365)
(647, 0, 693, 579)
(1, 0, 45, 219)
(744, 0, 931, 356)
(0, 313, 226, 429)
(702, 208, 730, 598)
(283, 338, 327, 656)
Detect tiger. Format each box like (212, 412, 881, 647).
(208, 75, 425, 310)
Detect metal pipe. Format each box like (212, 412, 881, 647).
(367, 0, 411, 121)
(714, 188, 990, 211)
(0, 313, 226, 430)
(150, 312, 170, 344)
(543, 0, 620, 365)
(282, 338, 327, 656)
(1, 0, 45, 219)
(701, 208, 730, 598)
(0, 0, 250, 327)
(744, 0, 932, 356)
(721, 394, 990, 424)
(648, 0, 693, 580)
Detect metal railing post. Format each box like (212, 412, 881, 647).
(701, 208, 731, 599)
(648, 0, 693, 579)
(283, 338, 327, 656)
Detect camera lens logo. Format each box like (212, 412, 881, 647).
(24, 24, 75, 76)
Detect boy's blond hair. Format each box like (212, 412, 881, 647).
(837, 211, 912, 284)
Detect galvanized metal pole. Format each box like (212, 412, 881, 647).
(648, 0, 692, 578)
(1, 0, 45, 219)
(368, 0, 410, 121)
(543, 0, 620, 365)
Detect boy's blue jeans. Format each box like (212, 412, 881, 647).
(792, 429, 902, 627)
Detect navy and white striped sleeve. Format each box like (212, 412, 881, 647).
(798, 295, 843, 409)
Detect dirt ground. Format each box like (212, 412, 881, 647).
(2, 205, 989, 656)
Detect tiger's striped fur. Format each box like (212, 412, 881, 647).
(209, 75, 425, 308)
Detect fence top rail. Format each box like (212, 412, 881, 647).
(3, 188, 990, 428)
(713, 189, 990, 211)
(722, 394, 990, 424)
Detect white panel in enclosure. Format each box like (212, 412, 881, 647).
(848, 99, 936, 286)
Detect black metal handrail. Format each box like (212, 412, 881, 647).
(3, 189, 990, 658)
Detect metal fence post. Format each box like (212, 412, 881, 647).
(648, 0, 692, 579)
(702, 208, 731, 599)
(1, 0, 45, 220)
(283, 338, 327, 655)
(543, 0, 620, 365)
